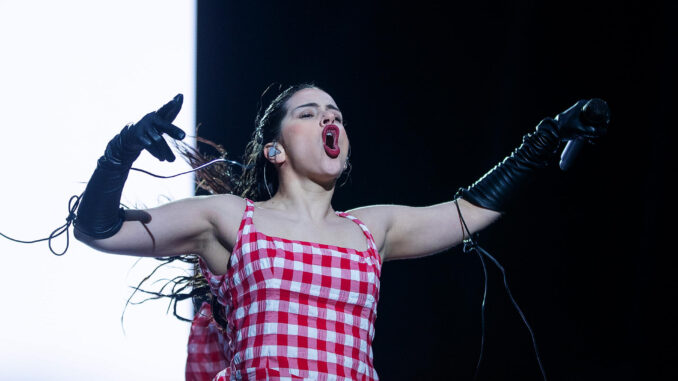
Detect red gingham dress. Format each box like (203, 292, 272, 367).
(186, 199, 382, 380)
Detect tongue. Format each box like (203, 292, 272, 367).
(322, 125, 341, 158)
(324, 141, 340, 158)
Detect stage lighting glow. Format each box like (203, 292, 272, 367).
(0, 1, 196, 380)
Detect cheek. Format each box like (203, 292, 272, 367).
(283, 121, 305, 135)
(341, 130, 350, 149)
(281, 123, 316, 155)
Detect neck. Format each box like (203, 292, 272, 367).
(263, 174, 337, 222)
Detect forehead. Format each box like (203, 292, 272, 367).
(285, 87, 337, 110)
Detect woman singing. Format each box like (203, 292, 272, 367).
(74, 84, 606, 380)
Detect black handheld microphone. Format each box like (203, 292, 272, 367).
(559, 98, 609, 171)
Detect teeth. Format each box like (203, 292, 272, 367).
(323, 127, 338, 151)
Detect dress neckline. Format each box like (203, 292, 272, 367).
(247, 199, 372, 253)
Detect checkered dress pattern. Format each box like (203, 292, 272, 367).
(186, 199, 382, 381)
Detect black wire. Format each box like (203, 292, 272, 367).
(470, 237, 489, 381)
(130, 158, 252, 179)
(0, 158, 248, 256)
(0, 193, 82, 256)
(475, 244, 548, 381)
(2, 161, 546, 381)
(454, 198, 547, 381)
(456, 199, 489, 380)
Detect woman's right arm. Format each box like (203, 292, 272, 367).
(73, 94, 241, 274)
(75, 194, 244, 275)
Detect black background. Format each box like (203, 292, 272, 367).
(196, 1, 675, 379)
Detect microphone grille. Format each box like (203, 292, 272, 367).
(582, 98, 610, 125)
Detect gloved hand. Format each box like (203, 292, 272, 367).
(103, 94, 186, 167)
(459, 99, 609, 212)
(75, 94, 186, 239)
(553, 99, 609, 142)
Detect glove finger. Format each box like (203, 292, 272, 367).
(148, 124, 177, 162)
(135, 132, 155, 152)
(582, 124, 599, 137)
(155, 137, 176, 162)
(145, 128, 172, 161)
(569, 99, 588, 114)
(555, 99, 587, 125)
(156, 94, 183, 123)
(144, 140, 167, 161)
(156, 121, 186, 141)
(156, 139, 176, 162)
(148, 139, 175, 162)
(583, 124, 609, 139)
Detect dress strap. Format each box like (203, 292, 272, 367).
(237, 198, 256, 237)
(201, 197, 254, 284)
(335, 211, 381, 265)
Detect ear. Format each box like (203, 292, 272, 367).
(263, 142, 286, 165)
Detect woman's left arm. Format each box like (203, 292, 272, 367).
(350, 199, 500, 261)
(351, 98, 609, 262)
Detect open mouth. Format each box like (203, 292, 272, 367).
(322, 124, 340, 158)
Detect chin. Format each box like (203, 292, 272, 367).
(312, 166, 344, 187)
(325, 161, 345, 177)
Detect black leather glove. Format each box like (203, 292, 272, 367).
(459, 99, 609, 213)
(74, 94, 186, 239)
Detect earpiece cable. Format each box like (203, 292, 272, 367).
(454, 198, 547, 381)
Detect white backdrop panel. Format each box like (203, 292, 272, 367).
(0, 1, 197, 380)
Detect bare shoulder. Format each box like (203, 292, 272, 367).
(346, 204, 396, 254)
(197, 193, 247, 275)
(347, 204, 394, 224)
(202, 193, 247, 217)
(203, 193, 247, 245)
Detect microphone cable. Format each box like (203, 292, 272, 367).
(0, 158, 251, 256)
(0, 193, 82, 256)
(454, 198, 548, 381)
(1, 157, 548, 381)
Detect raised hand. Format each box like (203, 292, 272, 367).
(105, 94, 186, 166)
(553, 99, 609, 143)
(460, 98, 610, 212)
(75, 93, 187, 239)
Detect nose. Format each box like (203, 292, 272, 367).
(320, 112, 335, 126)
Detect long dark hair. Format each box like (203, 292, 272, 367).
(235, 83, 319, 200)
(127, 83, 322, 328)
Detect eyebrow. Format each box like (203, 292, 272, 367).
(292, 102, 342, 113)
